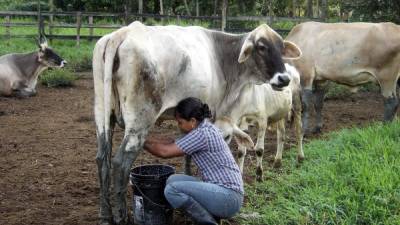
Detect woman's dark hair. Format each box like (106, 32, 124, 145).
(175, 97, 212, 122)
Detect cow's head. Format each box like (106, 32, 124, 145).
(238, 24, 301, 90)
(36, 38, 67, 68)
(215, 117, 254, 149)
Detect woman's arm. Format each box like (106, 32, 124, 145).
(144, 139, 185, 159)
(146, 136, 175, 144)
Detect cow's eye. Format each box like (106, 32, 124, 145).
(256, 44, 267, 53)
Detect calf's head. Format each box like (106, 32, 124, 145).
(238, 24, 301, 90)
(37, 40, 67, 68)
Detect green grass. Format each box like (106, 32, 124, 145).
(40, 68, 77, 87)
(326, 82, 381, 100)
(240, 120, 400, 225)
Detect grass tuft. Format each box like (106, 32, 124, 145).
(40, 69, 77, 87)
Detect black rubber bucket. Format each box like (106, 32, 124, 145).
(130, 164, 175, 225)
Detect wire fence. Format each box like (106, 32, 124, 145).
(0, 10, 323, 45)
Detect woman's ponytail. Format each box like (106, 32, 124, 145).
(202, 103, 212, 119)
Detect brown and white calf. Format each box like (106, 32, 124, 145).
(215, 64, 304, 181)
(0, 40, 66, 97)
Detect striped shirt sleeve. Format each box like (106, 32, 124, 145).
(175, 129, 207, 155)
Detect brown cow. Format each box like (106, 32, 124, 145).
(286, 22, 400, 133)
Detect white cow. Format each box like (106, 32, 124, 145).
(215, 64, 303, 181)
(93, 21, 301, 225)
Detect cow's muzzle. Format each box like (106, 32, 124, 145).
(60, 60, 67, 68)
(270, 73, 290, 91)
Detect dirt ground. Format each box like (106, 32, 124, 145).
(0, 78, 396, 225)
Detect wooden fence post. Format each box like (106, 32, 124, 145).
(49, 13, 54, 43)
(124, 5, 129, 25)
(89, 15, 94, 42)
(76, 11, 81, 47)
(5, 15, 10, 39)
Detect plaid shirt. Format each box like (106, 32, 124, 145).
(176, 120, 244, 194)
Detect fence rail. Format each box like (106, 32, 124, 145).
(0, 10, 320, 44)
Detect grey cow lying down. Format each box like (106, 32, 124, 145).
(215, 64, 303, 181)
(0, 40, 66, 97)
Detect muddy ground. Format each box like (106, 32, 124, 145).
(0, 78, 396, 225)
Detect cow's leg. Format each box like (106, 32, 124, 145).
(95, 119, 115, 225)
(273, 120, 285, 168)
(301, 88, 314, 135)
(237, 118, 249, 174)
(237, 144, 247, 174)
(184, 155, 192, 175)
(313, 82, 327, 134)
(112, 126, 149, 225)
(381, 77, 399, 121)
(254, 121, 267, 182)
(293, 93, 304, 163)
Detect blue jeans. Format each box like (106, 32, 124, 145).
(164, 174, 243, 218)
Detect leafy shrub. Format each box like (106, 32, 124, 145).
(40, 69, 77, 87)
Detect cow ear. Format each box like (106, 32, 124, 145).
(34, 37, 42, 50)
(238, 39, 254, 63)
(232, 124, 254, 149)
(282, 41, 302, 60)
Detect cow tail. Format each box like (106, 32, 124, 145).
(103, 33, 125, 143)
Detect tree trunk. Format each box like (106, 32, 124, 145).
(306, 0, 313, 18)
(213, 0, 218, 16)
(320, 0, 327, 20)
(138, 0, 143, 21)
(238, 0, 245, 14)
(196, 0, 199, 16)
(49, 0, 54, 11)
(159, 0, 164, 23)
(184, 0, 191, 16)
(292, 0, 296, 17)
(221, 0, 227, 31)
(268, 0, 273, 24)
(159, 0, 164, 15)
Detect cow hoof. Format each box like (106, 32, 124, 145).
(113, 216, 130, 225)
(297, 155, 305, 163)
(312, 127, 322, 134)
(99, 218, 114, 225)
(273, 160, 282, 168)
(256, 167, 263, 182)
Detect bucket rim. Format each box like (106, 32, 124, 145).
(130, 164, 175, 180)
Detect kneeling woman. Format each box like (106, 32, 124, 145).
(144, 97, 243, 225)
